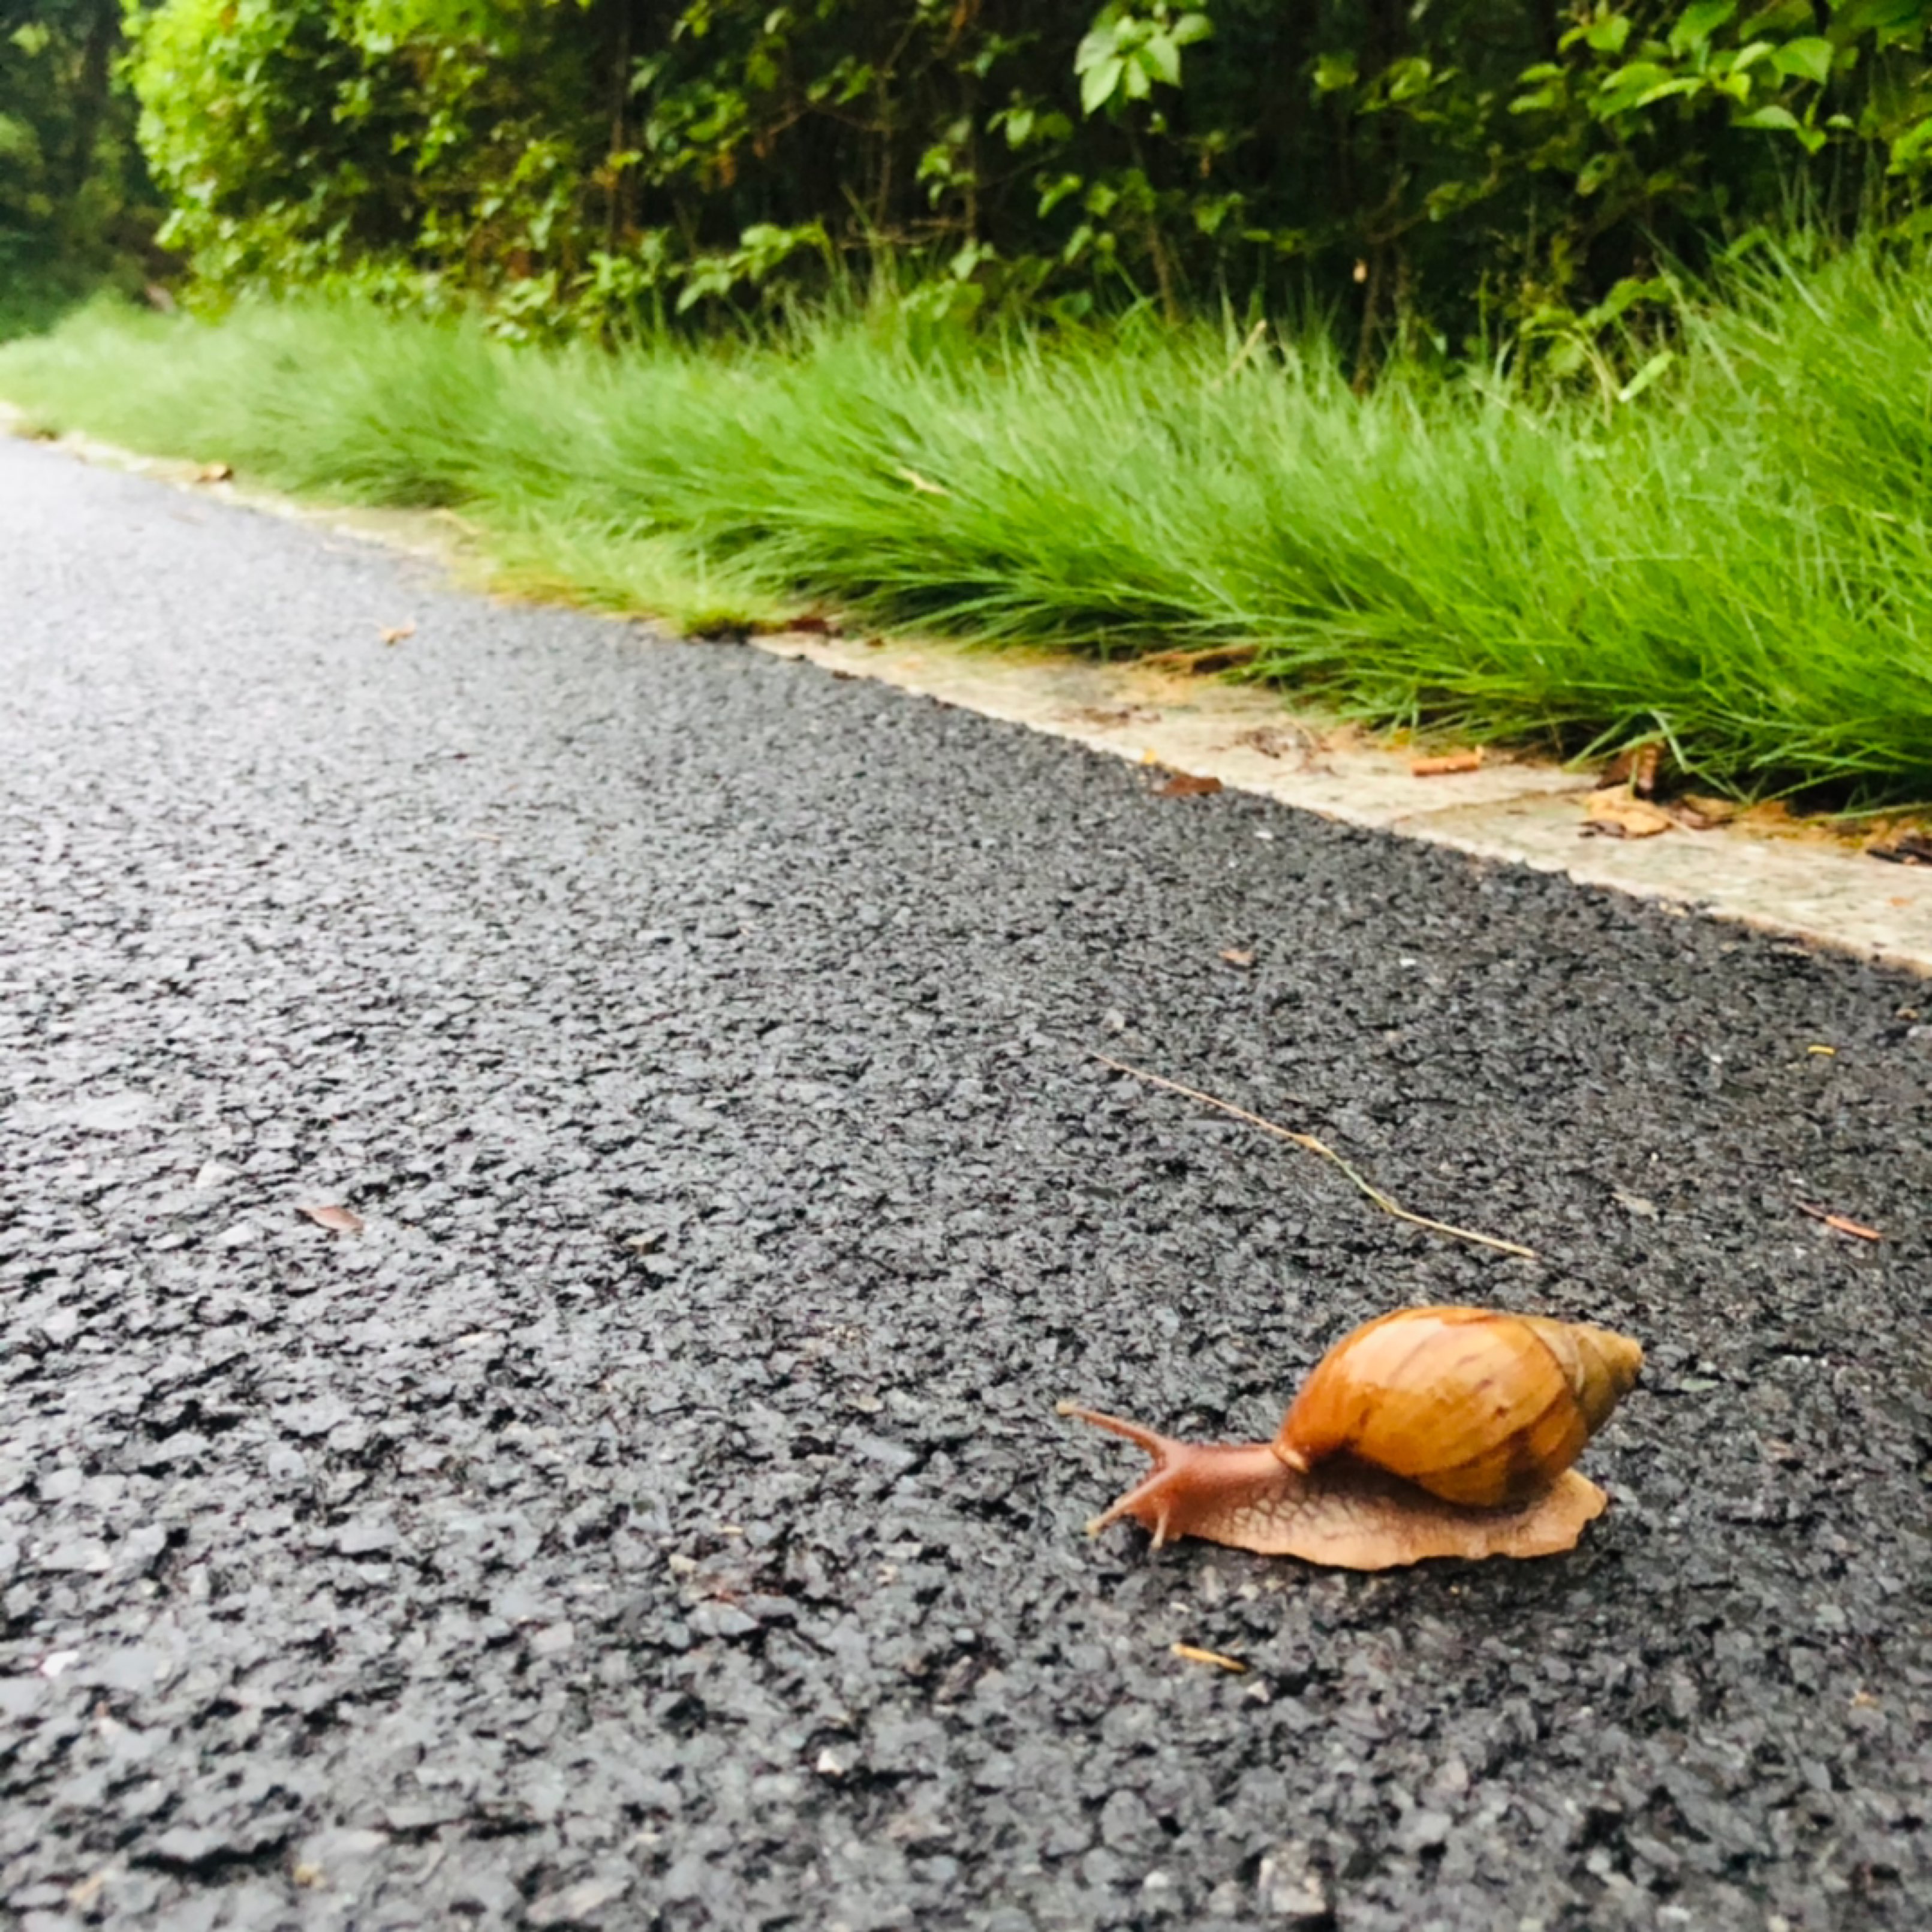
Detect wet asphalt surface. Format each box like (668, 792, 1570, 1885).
(1, 432, 1930, 1932)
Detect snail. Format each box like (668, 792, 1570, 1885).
(1059, 1305, 1643, 1570)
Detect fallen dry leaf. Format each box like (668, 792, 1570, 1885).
(1227, 722, 1330, 770)
(299, 1203, 365, 1235)
(1152, 771, 1224, 798)
(1795, 1202, 1882, 1242)
(1583, 787, 1674, 839)
(1136, 643, 1260, 675)
(1867, 826, 1932, 865)
(1220, 948, 1255, 968)
(195, 461, 233, 484)
(1600, 742, 1663, 794)
(1171, 1642, 1247, 1674)
(1235, 725, 1302, 757)
(1410, 750, 1483, 778)
(378, 622, 416, 646)
(1062, 705, 1161, 730)
(747, 613, 841, 639)
(1675, 793, 1739, 829)
(1670, 804, 1726, 832)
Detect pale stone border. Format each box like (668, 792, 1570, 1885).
(11, 407, 1932, 976)
(750, 632, 1932, 978)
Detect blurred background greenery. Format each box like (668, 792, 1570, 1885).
(0, 1, 162, 335)
(8, 2, 1932, 359)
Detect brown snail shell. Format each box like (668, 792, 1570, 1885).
(1060, 1305, 1643, 1570)
(1274, 1306, 1643, 1508)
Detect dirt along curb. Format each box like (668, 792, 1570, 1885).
(14, 405, 1932, 975)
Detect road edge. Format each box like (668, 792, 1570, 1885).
(11, 407, 1932, 978)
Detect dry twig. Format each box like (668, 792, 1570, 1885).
(1090, 1052, 1537, 1259)
(1171, 1642, 1247, 1673)
(1794, 1201, 1882, 1242)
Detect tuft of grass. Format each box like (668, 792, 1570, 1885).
(5, 255, 1932, 801)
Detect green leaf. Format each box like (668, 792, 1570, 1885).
(1312, 51, 1358, 94)
(1635, 76, 1707, 107)
(1736, 103, 1801, 130)
(1079, 55, 1124, 115)
(1144, 35, 1183, 88)
(1669, 1, 1738, 56)
(1738, 1, 1813, 31)
(1584, 274, 1672, 326)
(1770, 37, 1832, 84)
(1617, 348, 1676, 404)
(1546, 338, 1588, 379)
(1597, 59, 1675, 97)
(1510, 82, 1565, 115)
(1383, 56, 1435, 103)
(1036, 172, 1084, 218)
(1593, 62, 1704, 115)
(1887, 113, 1932, 171)
(1576, 151, 1621, 194)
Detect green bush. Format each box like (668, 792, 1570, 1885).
(121, 1, 1932, 348)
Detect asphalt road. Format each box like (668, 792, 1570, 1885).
(2, 434, 1929, 1932)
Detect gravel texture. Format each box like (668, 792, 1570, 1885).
(2, 435, 1930, 1932)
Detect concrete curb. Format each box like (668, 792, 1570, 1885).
(751, 628, 1932, 977)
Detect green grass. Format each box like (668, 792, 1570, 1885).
(7, 251, 1932, 800)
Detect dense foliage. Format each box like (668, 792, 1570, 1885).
(115, 0, 1932, 348)
(0, 0, 154, 319)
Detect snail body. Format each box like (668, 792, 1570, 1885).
(1061, 1305, 1642, 1570)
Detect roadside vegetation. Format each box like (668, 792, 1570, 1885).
(7, 1, 1932, 799)
(11, 248, 1932, 799)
